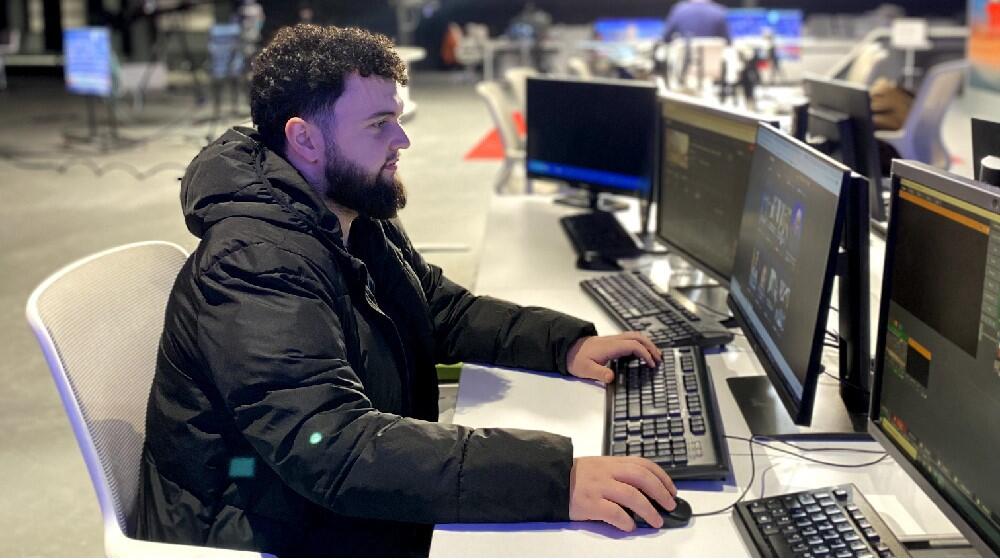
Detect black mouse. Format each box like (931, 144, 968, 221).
(630, 495, 693, 529)
(575, 251, 622, 271)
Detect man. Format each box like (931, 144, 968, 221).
(137, 24, 677, 557)
(662, 0, 730, 42)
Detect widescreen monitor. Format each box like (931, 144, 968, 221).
(871, 160, 1000, 556)
(593, 18, 665, 42)
(727, 125, 854, 430)
(972, 117, 1000, 178)
(63, 27, 113, 97)
(526, 77, 657, 201)
(804, 77, 887, 222)
(655, 94, 775, 285)
(726, 9, 803, 60)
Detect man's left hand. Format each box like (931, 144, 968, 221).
(566, 333, 662, 383)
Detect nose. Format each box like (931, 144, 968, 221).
(391, 122, 411, 151)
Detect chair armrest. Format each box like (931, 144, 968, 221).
(106, 526, 265, 558)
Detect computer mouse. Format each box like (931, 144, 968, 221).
(631, 495, 693, 530)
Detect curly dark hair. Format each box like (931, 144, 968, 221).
(249, 24, 408, 155)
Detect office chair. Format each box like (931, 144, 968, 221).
(475, 80, 530, 194)
(26, 241, 261, 558)
(503, 66, 537, 113)
(875, 60, 967, 170)
(844, 42, 890, 86)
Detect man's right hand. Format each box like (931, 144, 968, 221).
(569, 456, 677, 531)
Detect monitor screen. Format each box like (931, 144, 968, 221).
(872, 161, 1000, 555)
(593, 18, 665, 42)
(726, 9, 803, 60)
(63, 27, 113, 97)
(972, 117, 1000, 175)
(729, 125, 849, 423)
(526, 77, 657, 198)
(804, 77, 886, 220)
(655, 95, 765, 284)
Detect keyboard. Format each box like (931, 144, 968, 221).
(581, 270, 734, 348)
(734, 484, 909, 558)
(560, 211, 642, 259)
(605, 346, 731, 480)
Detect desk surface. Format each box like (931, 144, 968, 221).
(430, 196, 959, 557)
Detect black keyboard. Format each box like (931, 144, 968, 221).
(581, 270, 734, 348)
(734, 484, 909, 558)
(560, 211, 642, 259)
(605, 346, 731, 480)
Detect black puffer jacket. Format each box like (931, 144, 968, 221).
(136, 128, 597, 556)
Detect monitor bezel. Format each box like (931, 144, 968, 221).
(869, 159, 1000, 557)
(728, 124, 851, 425)
(654, 92, 779, 287)
(972, 117, 1000, 177)
(525, 76, 658, 201)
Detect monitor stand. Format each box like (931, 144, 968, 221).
(728, 376, 870, 440)
(553, 189, 628, 212)
(673, 282, 732, 324)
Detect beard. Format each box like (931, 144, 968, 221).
(323, 145, 407, 220)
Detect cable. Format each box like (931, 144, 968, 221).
(691, 436, 757, 517)
(690, 436, 889, 518)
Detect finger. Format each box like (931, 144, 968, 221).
(579, 361, 613, 383)
(593, 498, 636, 532)
(603, 480, 662, 529)
(617, 332, 663, 363)
(623, 340, 656, 367)
(613, 462, 677, 511)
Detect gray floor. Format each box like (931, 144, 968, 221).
(0, 71, 501, 556)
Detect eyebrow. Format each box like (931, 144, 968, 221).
(363, 110, 400, 122)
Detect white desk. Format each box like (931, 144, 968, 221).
(430, 196, 959, 557)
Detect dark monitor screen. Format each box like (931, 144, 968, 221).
(972, 117, 1000, 176)
(804, 77, 885, 220)
(729, 125, 850, 423)
(871, 161, 1000, 556)
(655, 95, 768, 284)
(526, 77, 657, 199)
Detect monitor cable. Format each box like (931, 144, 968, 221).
(689, 435, 888, 518)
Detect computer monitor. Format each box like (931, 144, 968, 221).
(526, 76, 657, 209)
(655, 94, 776, 287)
(804, 76, 888, 223)
(593, 18, 665, 42)
(63, 27, 113, 97)
(726, 9, 803, 60)
(727, 124, 871, 439)
(870, 160, 1000, 556)
(972, 117, 1000, 182)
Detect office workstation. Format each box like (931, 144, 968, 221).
(4, 0, 1000, 557)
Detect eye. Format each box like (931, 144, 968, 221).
(372, 119, 387, 129)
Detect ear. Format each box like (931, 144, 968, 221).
(284, 117, 326, 165)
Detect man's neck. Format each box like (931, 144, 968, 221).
(325, 200, 359, 246)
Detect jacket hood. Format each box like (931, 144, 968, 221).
(181, 127, 343, 241)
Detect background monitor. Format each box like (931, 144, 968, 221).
(726, 9, 803, 60)
(871, 160, 1000, 556)
(727, 125, 857, 434)
(526, 77, 657, 202)
(804, 76, 887, 222)
(655, 94, 774, 285)
(63, 27, 113, 97)
(972, 117, 1000, 175)
(593, 18, 665, 42)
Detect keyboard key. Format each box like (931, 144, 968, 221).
(834, 488, 849, 501)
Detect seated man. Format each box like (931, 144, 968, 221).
(137, 24, 677, 557)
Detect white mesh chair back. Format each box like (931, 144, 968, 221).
(26, 242, 188, 549)
(845, 43, 890, 86)
(899, 60, 967, 168)
(475, 80, 522, 157)
(504, 66, 537, 112)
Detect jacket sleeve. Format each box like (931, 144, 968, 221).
(385, 220, 597, 374)
(196, 243, 573, 524)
